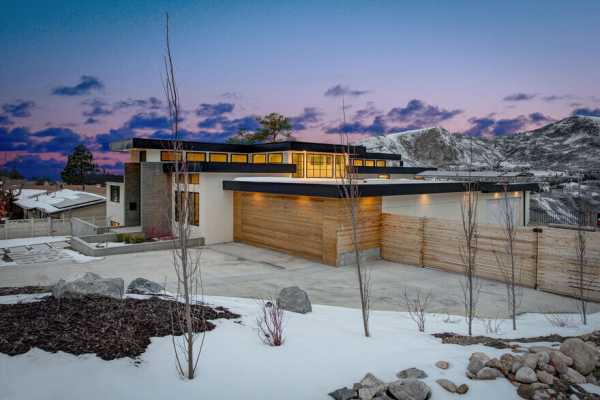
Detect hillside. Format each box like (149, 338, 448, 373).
(359, 116, 600, 171)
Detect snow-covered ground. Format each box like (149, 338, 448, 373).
(89, 241, 129, 248)
(0, 295, 598, 400)
(0, 236, 70, 249)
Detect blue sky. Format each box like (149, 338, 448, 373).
(2, 0, 600, 178)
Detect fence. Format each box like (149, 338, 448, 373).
(0, 217, 109, 240)
(529, 207, 597, 227)
(381, 213, 600, 302)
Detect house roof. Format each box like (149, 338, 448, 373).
(110, 137, 404, 161)
(416, 170, 534, 178)
(14, 189, 105, 214)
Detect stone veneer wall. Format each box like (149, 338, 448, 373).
(124, 163, 141, 226)
(140, 162, 172, 236)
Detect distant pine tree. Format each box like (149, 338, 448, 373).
(61, 144, 95, 189)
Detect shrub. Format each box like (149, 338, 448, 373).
(256, 298, 285, 346)
(115, 233, 126, 242)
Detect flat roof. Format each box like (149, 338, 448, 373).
(223, 177, 539, 198)
(110, 138, 403, 161)
(14, 189, 106, 214)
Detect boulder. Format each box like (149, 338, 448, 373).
(524, 354, 539, 370)
(529, 346, 555, 354)
(387, 379, 431, 400)
(456, 384, 469, 395)
(126, 277, 164, 295)
(559, 338, 598, 375)
(396, 368, 428, 379)
(476, 367, 501, 380)
(52, 273, 124, 300)
(436, 379, 457, 393)
(467, 352, 490, 375)
(358, 385, 386, 400)
(549, 351, 572, 375)
(561, 367, 587, 384)
(435, 361, 449, 370)
(516, 366, 538, 384)
(536, 370, 554, 385)
(329, 387, 356, 400)
(359, 373, 385, 388)
(277, 286, 312, 314)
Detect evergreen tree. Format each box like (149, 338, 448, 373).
(61, 144, 95, 189)
(227, 113, 293, 144)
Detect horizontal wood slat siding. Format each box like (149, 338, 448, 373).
(381, 213, 600, 301)
(233, 192, 381, 266)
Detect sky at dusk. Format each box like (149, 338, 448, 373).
(2, 0, 600, 179)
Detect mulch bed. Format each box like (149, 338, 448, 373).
(0, 296, 240, 360)
(433, 331, 600, 349)
(0, 286, 52, 296)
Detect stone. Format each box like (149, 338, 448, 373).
(358, 385, 386, 400)
(387, 379, 431, 400)
(517, 384, 536, 400)
(435, 361, 449, 370)
(467, 353, 491, 376)
(529, 346, 555, 354)
(126, 277, 164, 294)
(52, 273, 124, 300)
(516, 366, 538, 384)
(456, 384, 469, 395)
(360, 373, 385, 388)
(277, 286, 312, 314)
(542, 364, 556, 375)
(536, 370, 554, 385)
(328, 387, 357, 400)
(586, 373, 599, 385)
(470, 352, 491, 364)
(559, 338, 599, 375)
(373, 395, 394, 400)
(485, 358, 508, 375)
(435, 379, 456, 393)
(532, 390, 552, 400)
(561, 367, 587, 384)
(524, 354, 540, 370)
(550, 351, 572, 375)
(396, 368, 428, 379)
(537, 352, 550, 369)
(476, 367, 501, 380)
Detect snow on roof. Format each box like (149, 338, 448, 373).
(16, 189, 48, 200)
(416, 170, 532, 178)
(232, 177, 454, 185)
(14, 189, 105, 214)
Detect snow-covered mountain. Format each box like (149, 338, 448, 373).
(359, 116, 600, 171)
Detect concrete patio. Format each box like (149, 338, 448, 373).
(0, 241, 597, 318)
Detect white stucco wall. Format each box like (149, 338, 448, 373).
(382, 191, 529, 226)
(106, 182, 125, 226)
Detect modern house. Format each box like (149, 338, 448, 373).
(106, 138, 538, 266)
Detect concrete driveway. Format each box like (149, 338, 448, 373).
(0, 241, 596, 318)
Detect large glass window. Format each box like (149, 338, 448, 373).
(174, 191, 199, 226)
(252, 154, 266, 164)
(209, 152, 228, 162)
(352, 159, 363, 166)
(191, 192, 199, 226)
(161, 151, 182, 161)
(306, 153, 333, 178)
(268, 153, 283, 163)
(292, 153, 304, 178)
(186, 152, 206, 162)
(365, 159, 375, 167)
(110, 185, 120, 203)
(231, 153, 248, 163)
(188, 174, 200, 184)
(376, 160, 386, 167)
(335, 155, 346, 178)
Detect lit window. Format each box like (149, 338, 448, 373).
(376, 160, 386, 167)
(335, 155, 346, 178)
(191, 192, 199, 226)
(365, 160, 375, 167)
(252, 154, 266, 164)
(231, 153, 248, 163)
(110, 185, 120, 202)
(186, 152, 206, 162)
(306, 153, 333, 178)
(377, 174, 390, 179)
(352, 159, 364, 166)
(292, 153, 304, 178)
(161, 151, 182, 161)
(209, 153, 228, 162)
(268, 153, 284, 163)
(188, 174, 200, 184)
(176, 174, 186, 184)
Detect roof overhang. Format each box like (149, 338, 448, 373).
(163, 162, 296, 174)
(354, 166, 436, 174)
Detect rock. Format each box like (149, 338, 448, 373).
(537, 352, 550, 369)
(524, 354, 540, 369)
(536, 370, 554, 385)
(456, 384, 469, 395)
(276, 286, 311, 314)
(435, 361, 449, 370)
(126, 277, 164, 294)
(329, 387, 357, 400)
(476, 367, 501, 380)
(358, 385, 386, 400)
(436, 379, 457, 393)
(387, 379, 431, 400)
(52, 273, 124, 300)
(516, 366, 538, 384)
(360, 373, 385, 388)
(467, 353, 490, 375)
(470, 352, 491, 364)
(373, 395, 394, 400)
(541, 364, 556, 375)
(485, 358, 508, 375)
(586, 373, 599, 385)
(561, 367, 587, 384)
(517, 384, 536, 400)
(531, 390, 551, 400)
(396, 368, 428, 379)
(559, 338, 599, 375)
(529, 346, 555, 354)
(550, 351, 572, 375)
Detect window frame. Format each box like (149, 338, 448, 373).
(306, 153, 334, 178)
(376, 160, 386, 167)
(352, 159, 364, 166)
(364, 159, 375, 167)
(230, 153, 248, 163)
(335, 154, 346, 178)
(186, 152, 206, 162)
(160, 151, 182, 162)
(252, 153, 267, 164)
(109, 185, 120, 203)
(209, 152, 228, 163)
(268, 153, 284, 164)
(188, 174, 200, 184)
(292, 152, 304, 178)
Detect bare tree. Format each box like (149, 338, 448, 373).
(572, 172, 591, 325)
(0, 179, 22, 219)
(163, 13, 205, 379)
(256, 298, 285, 346)
(459, 182, 480, 336)
(337, 96, 371, 338)
(401, 288, 432, 332)
(494, 184, 523, 330)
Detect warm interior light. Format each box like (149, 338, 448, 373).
(377, 174, 390, 179)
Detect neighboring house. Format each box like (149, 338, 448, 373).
(14, 189, 106, 219)
(108, 138, 538, 266)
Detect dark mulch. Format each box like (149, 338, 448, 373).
(0, 286, 52, 296)
(432, 331, 600, 349)
(0, 296, 240, 360)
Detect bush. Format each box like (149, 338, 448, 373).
(116, 233, 145, 244)
(128, 234, 145, 244)
(115, 233, 126, 242)
(256, 298, 285, 346)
